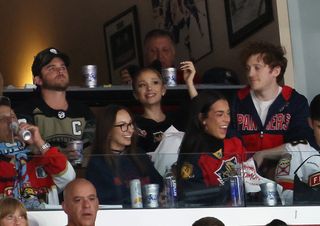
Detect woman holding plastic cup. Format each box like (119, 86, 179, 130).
(131, 61, 197, 153)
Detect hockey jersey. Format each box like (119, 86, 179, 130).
(0, 147, 75, 205)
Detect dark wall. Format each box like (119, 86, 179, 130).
(0, 0, 280, 87)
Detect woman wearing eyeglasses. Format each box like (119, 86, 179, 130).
(86, 105, 163, 206)
(0, 197, 28, 226)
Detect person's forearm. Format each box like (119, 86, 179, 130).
(253, 144, 286, 168)
(262, 144, 286, 159)
(186, 81, 198, 99)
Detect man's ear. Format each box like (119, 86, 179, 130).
(272, 66, 281, 78)
(62, 201, 67, 213)
(33, 76, 42, 86)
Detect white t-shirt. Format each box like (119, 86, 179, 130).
(251, 87, 282, 125)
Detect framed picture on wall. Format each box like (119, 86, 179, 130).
(103, 5, 142, 84)
(224, 0, 273, 47)
(151, 0, 213, 62)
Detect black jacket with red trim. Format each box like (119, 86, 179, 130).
(230, 85, 314, 153)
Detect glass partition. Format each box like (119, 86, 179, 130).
(4, 148, 320, 210)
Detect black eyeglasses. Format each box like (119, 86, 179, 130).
(113, 122, 134, 132)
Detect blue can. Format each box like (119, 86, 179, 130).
(230, 175, 245, 206)
(164, 175, 177, 207)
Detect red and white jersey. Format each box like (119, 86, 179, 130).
(0, 147, 76, 205)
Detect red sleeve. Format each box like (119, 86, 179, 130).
(35, 147, 68, 175)
(224, 137, 246, 162)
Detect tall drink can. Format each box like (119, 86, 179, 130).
(67, 140, 84, 166)
(161, 67, 177, 86)
(130, 179, 143, 208)
(143, 184, 159, 208)
(82, 65, 97, 88)
(230, 175, 245, 207)
(164, 167, 177, 207)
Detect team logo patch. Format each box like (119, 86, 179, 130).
(308, 172, 320, 187)
(181, 162, 194, 180)
(276, 157, 291, 176)
(22, 187, 37, 199)
(215, 157, 237, 184)
(35, 166, 47, 178)
(57, 111, 66, 119)
(212, 148, 223, 159)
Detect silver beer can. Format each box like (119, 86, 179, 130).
(67, 140, 84, 166)
(19, 128, 32, 141)
(161, 67, 177, 86)
(130, 179, 143, 208)
(82, 65, 97, 88)
(143, 184, 159, 208)
(10, 120, 32, 141)
(260, 182, 278, 206)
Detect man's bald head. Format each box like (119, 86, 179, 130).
(63, 179, 99, 226)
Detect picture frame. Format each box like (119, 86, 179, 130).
(224, 0, 273, 47)
(151, 0, 213, 62)
(103, 5, 143, 84)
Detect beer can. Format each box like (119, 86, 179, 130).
(19, 128, 32, 141)
(164, 174, 177, 207)
(67, 140, 84, 166)
(10, 120, 32, 141)
(161, 67, 177, 86)
(143, 184, 159, 208)
(260, 182, 278, 206)
(230, 175, 245, 207)
(130, 179, 143, 208)
(82, 65, 97, 88)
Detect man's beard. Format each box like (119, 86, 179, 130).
(41, 79, 69, 91)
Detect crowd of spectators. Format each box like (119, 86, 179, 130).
(0, 28, 319, 226)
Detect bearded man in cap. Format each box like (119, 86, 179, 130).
(15, 47, 95, 163)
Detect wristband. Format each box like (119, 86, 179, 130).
(40, 142, 51, 153)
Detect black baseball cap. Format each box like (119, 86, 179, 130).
(31, 47, 70, 76)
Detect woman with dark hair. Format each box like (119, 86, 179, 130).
(0, 197, 28, 226)
(177, 91, 245, 204)
(86, 105, 163, 206)
(132, 62, 197, 153)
